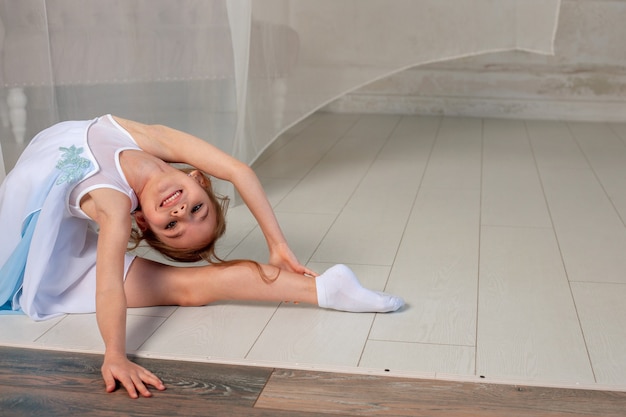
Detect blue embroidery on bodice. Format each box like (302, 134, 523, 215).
(55, 146, 91, 185)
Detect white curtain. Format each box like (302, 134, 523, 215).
(0, 0, 561, 181)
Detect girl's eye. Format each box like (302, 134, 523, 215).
(192, 204, 203, 213)
(166, 221, 177, 229)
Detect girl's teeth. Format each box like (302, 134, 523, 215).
(162, 191, 181, 206)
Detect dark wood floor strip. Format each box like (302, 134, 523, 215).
(255, 369, 626, 417)
(0, 385, 353, 417)
(0, 347, 346, 417)
(2, 346, 626, 417)
(0, 346, 270, 404)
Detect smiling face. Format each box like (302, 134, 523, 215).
(134, 169, 218, 250)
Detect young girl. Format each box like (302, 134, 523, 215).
(0, 114, 403, 398)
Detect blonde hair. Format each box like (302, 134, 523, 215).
(129, 168, 278, 283)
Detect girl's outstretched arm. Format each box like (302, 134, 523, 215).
(83, 188, 165, 398)
(114, 116, 315, 276)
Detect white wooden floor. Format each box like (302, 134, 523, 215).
(2, 113, 626, 391)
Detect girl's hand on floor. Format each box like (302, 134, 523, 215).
(101, 353, 166, 398)
(269, 242, 318, 277)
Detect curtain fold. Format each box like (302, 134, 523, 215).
(0, 0, 561, 181)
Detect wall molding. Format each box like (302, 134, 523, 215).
(323, 92, 626, 123)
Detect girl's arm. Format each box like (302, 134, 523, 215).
(84, 189, 165, 398)
(114, 117, 315, 275)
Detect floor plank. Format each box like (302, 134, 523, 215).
(570, 282, 626, 386)
(0, 347, 344, 417)
(477, 226, 594, 383)
(256, 369, 626, 417)
(0, 385, 346, 417)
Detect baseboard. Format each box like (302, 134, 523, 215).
(323, 93, 626, 123)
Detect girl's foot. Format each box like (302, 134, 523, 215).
(315, 264, 404, 313)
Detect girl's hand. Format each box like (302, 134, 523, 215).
(101, 353, 166, 398)
(269, 242, 318, 277)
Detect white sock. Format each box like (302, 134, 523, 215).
(315, 264, 404, 313)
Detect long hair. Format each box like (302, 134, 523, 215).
(128, 168, 278, 283)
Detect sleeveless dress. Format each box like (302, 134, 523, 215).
(0, 115, 139, 320)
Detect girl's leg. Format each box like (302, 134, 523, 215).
(124, 258, 316, 308)
(124, 258, 403, 313)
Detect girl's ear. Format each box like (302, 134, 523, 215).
(133, 211, 149, 231)
(188, 169, 209, 188)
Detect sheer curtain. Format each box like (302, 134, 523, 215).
(0, 0, 561, 182)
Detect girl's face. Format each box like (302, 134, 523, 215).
(134, 169, 217, 250)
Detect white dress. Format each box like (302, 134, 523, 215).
(0, 115, 139, 320)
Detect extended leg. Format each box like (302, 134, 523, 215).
(124, 258, 316, 308)
(124, 258, 403, 313)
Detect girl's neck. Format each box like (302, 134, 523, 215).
(119, 150, 169, 196)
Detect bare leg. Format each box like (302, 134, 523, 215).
(124, 258, 317, 308)
(124, 258, 404, 313)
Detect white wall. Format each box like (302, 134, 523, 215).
(324, 0, 626, 122)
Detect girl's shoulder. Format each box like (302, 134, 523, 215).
(78, 187, 133, 225)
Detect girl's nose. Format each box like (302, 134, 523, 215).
(171, 203, 186, 215)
